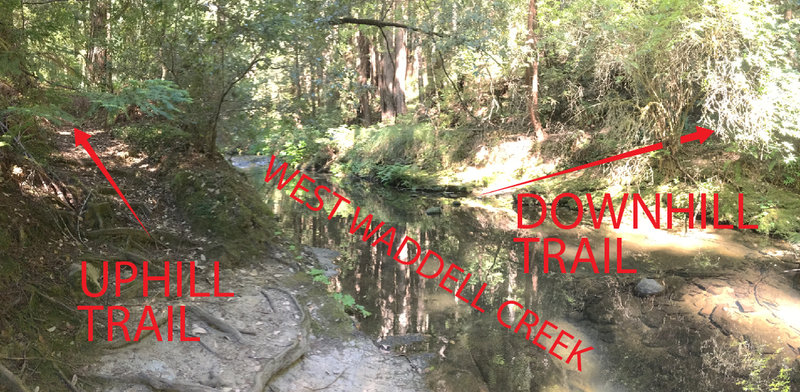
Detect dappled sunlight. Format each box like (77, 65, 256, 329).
(454, 136, 559, 191)
(607, 222, 756, 261)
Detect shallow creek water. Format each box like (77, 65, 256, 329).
(233, 156, 800, 392)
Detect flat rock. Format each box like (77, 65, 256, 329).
(635, 278, 664, 297)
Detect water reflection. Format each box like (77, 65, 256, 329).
(236, 159, 794, 392)
(237, 164, 620, 391)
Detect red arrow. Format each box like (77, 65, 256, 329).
(680, 126, 713, 144)
(481, 126, 714, 196)
(74, 128, 149, 235)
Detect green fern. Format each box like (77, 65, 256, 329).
(91, 79, 192, 121)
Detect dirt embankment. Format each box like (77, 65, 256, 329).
(0, 123, 426, 391)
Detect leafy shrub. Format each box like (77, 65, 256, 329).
(332, 292, 372, 318)
(257, 118, 331, 166)
(308, 268, 331, 285)
(91, 79, 192, 121)
(375, 164, 416, 188)
(307, 269, 371, 318)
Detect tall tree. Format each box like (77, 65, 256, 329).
(356, 31, 373, 125)
(87, 0, 112, 91)
(393, 27, 408, 116)
(525, 0, 544, 141)
(379, 29, 397, 122)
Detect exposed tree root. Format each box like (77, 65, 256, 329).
(252, 329, 308, 392)
(255, 286, 311, 392)
(93, 286, 311, 391)
(95, 373, 220, 392)
(185, 305, 245, 343)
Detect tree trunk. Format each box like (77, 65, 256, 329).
(293, 46, 302, 101)
(379, 31, 397, 123)
(206, 0, 227, 154)
(414, 37, 424, 105)
(526, 0, 545, 142)
(310, 55, 317, 117)
(356, 32, 373, 126)
(425, 44, 440, 103)
(87, 0, 112, 91)
(393, 28, 407, 116)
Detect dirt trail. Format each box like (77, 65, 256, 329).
(49, 128, 422, 391)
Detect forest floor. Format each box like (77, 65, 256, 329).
(0, 125, 426, 391)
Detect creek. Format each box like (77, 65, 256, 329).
(234, 155, 800, 392)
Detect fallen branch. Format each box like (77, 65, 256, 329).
(86, 227, 159, 245)
(76, 190, 92, 243)
(0, 363, 32, 392)
(26, 284, 78, 317)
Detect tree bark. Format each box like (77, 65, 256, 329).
(87, 0, 112, 91)
(379, 29, 396, 122)
(393, 27, 407, 116)
(425, 44, 439, 103)
(293, 46, 302, 101)
(526, 0, 545, 141)
(414, 36, 425, 105)
(356, 32, 373, 125)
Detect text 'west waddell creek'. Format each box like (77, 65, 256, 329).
(264, 155, 594, 371)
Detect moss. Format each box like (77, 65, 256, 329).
(718, 181, 800, 238)
(170, 162, 274, 264)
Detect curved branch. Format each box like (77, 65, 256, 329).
(331, 17, 446, 38)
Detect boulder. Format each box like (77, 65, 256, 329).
(635, 278, 664, 296)
(425, 207, 443, 215)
